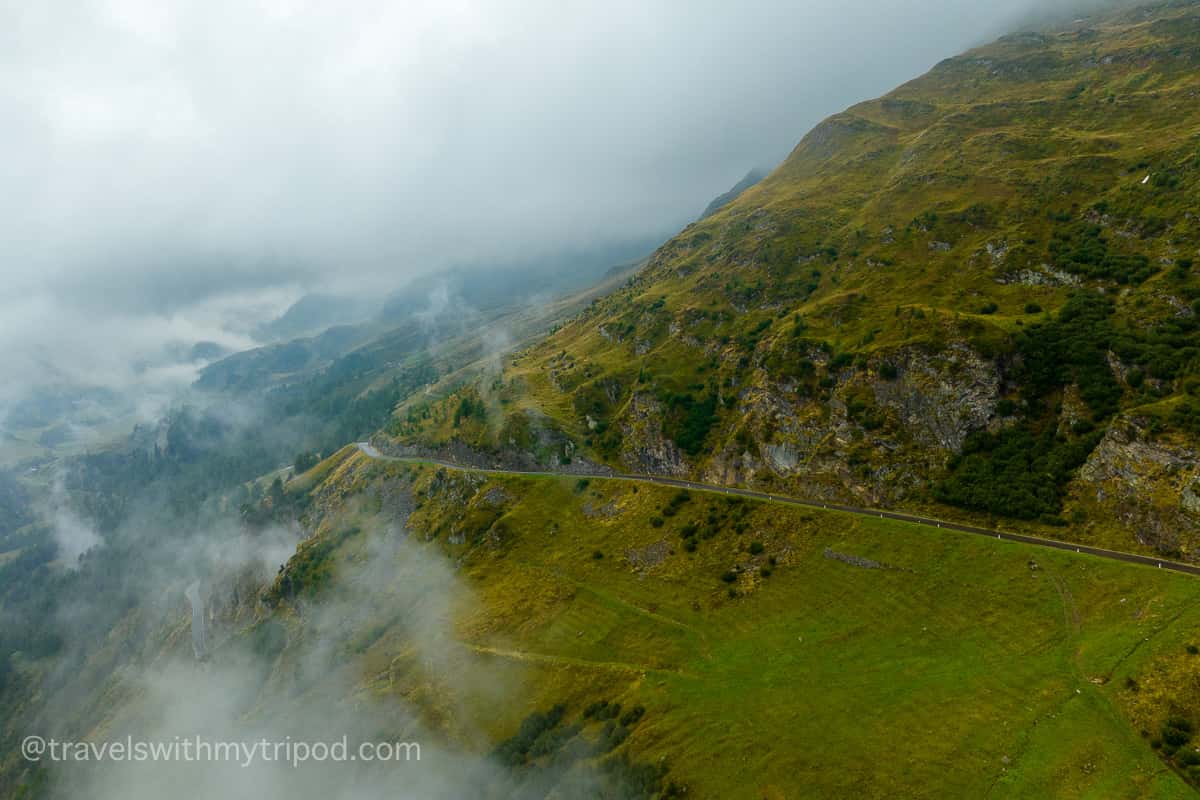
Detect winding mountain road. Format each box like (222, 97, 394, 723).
(355, 442, 1200, 578)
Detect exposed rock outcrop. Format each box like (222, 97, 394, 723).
(1075, 419, 1200, 555)
(871, 344, 1000, 453)
(619, 393, 690, 477)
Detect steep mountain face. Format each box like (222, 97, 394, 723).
(383, 2, 1200, 559)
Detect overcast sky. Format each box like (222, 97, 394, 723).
(0, 0, 1105, 417)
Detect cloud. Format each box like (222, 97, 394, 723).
(0, 0, 1117, 414)
(50, 506, 104, 567)
(36, 491, 543, 800)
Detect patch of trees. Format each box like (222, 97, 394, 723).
(62, 409, 285, 530)
(909, 204, 995, 236)
(1170, 398, 1200, 436)
(662, 392, 719, 456)
(1151, 714, 1200, 783)
(491, 701, 678, 799)
(0, 532, 154, 719)
(935, 426, 1103, 520)
(453, 395, 487, 427)
(292, 451, 320, 474)
(1017, 290, 1121, 417)
(1047, 222, 1155, 284)
(938, 292, 1144, 519)
(493, 704, 569, 766)
(1109, 312, 1199, 393)
(1014, 288, 1200, 432)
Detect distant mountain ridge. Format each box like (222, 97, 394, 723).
(254, 293, 379, 342)
(699, 169, 766, 219)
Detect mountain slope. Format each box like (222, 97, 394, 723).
(699, 169, 767, 219)
(272, 449, 1200, 797)
(9, 6, 1200, 799)
(19, 445, 1200, 798)
(382, 1, 1200, 560)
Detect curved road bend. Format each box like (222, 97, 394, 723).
(355, 443, 1200, 578)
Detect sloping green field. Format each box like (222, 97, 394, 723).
(277, 450, 1200, 798)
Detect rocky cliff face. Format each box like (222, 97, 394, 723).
(872, 345, 1002, 452)
(1075, 418, 1200, 557)
(619, 393, 690, 477)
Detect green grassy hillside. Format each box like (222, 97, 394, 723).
(241, 447, 1200, 797)
(382, 1, 1200, 560)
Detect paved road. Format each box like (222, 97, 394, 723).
(356, 442, 1200, 578)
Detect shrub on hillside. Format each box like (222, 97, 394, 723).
(663, 393, 719, 456)
(935, 427, 1102, 519)
(293, 451, 319, 473)
(493, 705, 568, 766)
(453, 395, 487, 427)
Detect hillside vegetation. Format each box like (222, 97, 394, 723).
(19, 439, 1200, 797)
(220, 449, 1200, 797)
(9, 5, 1200, 800)
(383, 1, 1200, 560)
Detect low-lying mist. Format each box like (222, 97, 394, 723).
(34, 475, 628, 799)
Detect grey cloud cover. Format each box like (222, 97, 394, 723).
(0, 0, 1110, 410)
